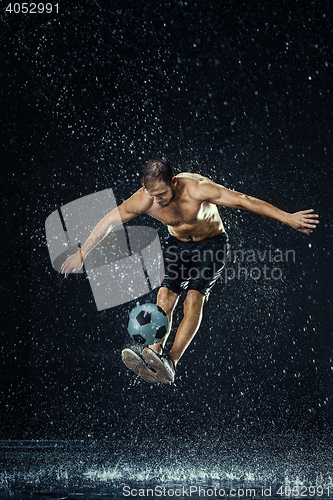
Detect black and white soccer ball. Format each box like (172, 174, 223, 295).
(127, 303, 169, 347)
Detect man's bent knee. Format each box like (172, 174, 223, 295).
(184, 289, 205, 310)
(157, 286, 179, 315)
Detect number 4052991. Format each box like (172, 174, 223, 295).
(6, 3, 59, 13)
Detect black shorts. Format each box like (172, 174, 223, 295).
(161, 232, 229, 299)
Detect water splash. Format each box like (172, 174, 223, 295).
(1, 437, 332, 499)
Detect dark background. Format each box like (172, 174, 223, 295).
(1, 0, 332, 443)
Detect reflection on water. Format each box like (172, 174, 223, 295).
(0, 435, 332, 499)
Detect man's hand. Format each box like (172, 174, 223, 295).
(287, 209, 319, 233)
(60, 251, 83, 278)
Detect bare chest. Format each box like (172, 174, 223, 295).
(147, 200, 209, 227)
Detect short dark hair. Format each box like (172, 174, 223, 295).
(141, 158, 174, 188)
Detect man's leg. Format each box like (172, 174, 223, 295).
(168, 289, 205, 366)
(149, 286, 179, 354)
(144, 289, 205, 382)
(122, 287, 178, 384)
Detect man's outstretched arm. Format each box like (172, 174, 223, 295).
(60, 188, 153, 277)
(192, 177, 319, 233)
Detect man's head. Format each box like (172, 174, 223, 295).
(141, 158, 176, 207)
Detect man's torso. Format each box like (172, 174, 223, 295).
(144, 173, 225, 242)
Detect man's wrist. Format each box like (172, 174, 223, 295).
(281, 212, 292, 226)
(79, 248, 84, 265)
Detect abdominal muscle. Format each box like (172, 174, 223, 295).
(146, 193, 225, 242)
(167, 217, 225, 242)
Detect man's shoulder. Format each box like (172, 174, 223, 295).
(126, 187, 153, 214)
(176, 172, 209, 184)
(176, 172, 214, 199)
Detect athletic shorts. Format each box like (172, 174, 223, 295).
(161, 232, 229, 299)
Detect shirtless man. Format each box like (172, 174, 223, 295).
(61, 158, 319, 384)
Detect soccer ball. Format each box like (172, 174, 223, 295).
(127, 303, 169, 347)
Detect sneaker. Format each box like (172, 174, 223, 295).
(121, 348, 160, 384)
(142, 347, 175, 384)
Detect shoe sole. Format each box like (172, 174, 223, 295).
(121, 349, 160, 384)
(142, 348, 174, 384)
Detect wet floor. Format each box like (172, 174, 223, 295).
(1, 435, 332, 499)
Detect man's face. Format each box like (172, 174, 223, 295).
(145, 179, 176, 207)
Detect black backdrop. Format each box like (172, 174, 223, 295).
(1, 0, 332, 442)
